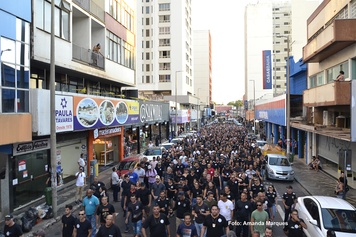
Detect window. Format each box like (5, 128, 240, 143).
(146, 52, 150, 60)
(106, 31, 121, 64)
(35, 0, 70, 40)
(159, 75, 170, 82)
(159, 51, 170, 58)
(146, 29, 150, 37)
(146, 41, 150, 48)
(146, 64, 150, 71)
(159, 3, 170, 11)
(326, 61, 349, 83)
(145, 76, 150, 83)
(159, 15, 170, 23)
(1, 22, 30, 113)
(146, 18, 150, 25)
(145, 6, 149, 14)
(159, 27, 170, 35)
(159, 39, 170, 46)
(124, 41, 134, 69)
(159, 63, 170, 70)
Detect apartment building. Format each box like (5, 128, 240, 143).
(298, 0, 356, 180)
(0, 0, 171, 213)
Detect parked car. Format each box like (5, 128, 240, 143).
(295, 196, 356, 237)
(171, 138, 183, 144)
(116, 155, 141, 177)
(265, 153, 294, 181)
(142, 146, 165, 160)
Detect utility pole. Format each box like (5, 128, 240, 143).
(174, 71, 183, 137)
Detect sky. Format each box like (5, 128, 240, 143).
(192, 0, 250, 105)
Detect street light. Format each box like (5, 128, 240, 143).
(249, 80, 256, 135)
(277, 35, 291, 158)
(175, 70, 183, 137)
(0, 49, 11, 56)
(197, 88, 202, 131)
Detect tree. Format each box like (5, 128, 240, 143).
(227, 100, 244, 108)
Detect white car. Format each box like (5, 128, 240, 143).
(160, 142, 174, 150)
(142, 147, 165, 161)
(295, 196, 356, 237)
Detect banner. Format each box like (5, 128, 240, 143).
(262, 50, 272, 89)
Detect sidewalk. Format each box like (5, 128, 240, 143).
(11, 165, 115, 237)
(292, 156, 356, 207)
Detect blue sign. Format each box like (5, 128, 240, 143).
(262, 50, 272, 89)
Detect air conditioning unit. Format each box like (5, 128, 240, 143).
(323, 111, 334, 126)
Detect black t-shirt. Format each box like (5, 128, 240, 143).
(192, 203, 210, 224)
(96, 224, 122, 237)
(250, 183, 265, 198)
(284, 219, 305, 237)
(175, 198, 191, 219)
(74, 219, 92, 237)
(142, 213, 170, 237)
(136, 188, 151, 206)
(266, 191, 277, 206)
(121, 181, 133, 196)
(128, 201, 144, 222)
(282, 192, 297, 206)
(235, 200, 252, 220)
(62, 214, 76, 237)
(157, 198, 170, 215)
(96, 203, 116, 223)
(3, 223, 23, 237)
(203, 214, 228, 237)
(165, 183, 177, 199)
(190, 186, 203, 198)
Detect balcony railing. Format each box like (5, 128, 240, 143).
(72, 44, 105, 70)
(73, 0, 104, 22)
(303, 81, 350, 107)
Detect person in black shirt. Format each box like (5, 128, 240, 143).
(142, 205, 170, 237)
(73, 210, 92, 237)
(96, 196, 116, 225)
(90, 176, 105, 199)
(265, 185, 277, 221)
(3, 214, 23, 237)
(136, 182, 152, 215)
(156, 191, 170, 216)
(96, 214, 122, 237)
(126, 195, 146, 235)
(282, 186, 297, 222)
(192, 195, 210, 237)
(174, 191, 191, 228)
(250, 177, 265, 199)
(62, 204, 76, 237)
(283, 209, 307, 237)
(201, 205, 229, 237)
(235, 192, 252, 237)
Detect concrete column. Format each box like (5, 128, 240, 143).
(1, 154, 10, 217)
(298, 130, 303, 159)
(273, 124, 279, 144)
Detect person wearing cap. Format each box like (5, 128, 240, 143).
(151, 175, 165, 205)
(174, 191, 191, 229)
(282, 186, 297, 222)
(146, 165, 157, 190)
(4, 214, 23, 237)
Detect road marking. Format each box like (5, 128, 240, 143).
(277, 204, 285, 220)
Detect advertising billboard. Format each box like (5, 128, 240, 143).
(262, 50, 272, 89)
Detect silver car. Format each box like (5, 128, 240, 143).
(265, 154, 295, 181)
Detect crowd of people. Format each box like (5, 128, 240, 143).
(113, 122, 305, 237)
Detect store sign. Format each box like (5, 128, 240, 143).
(95, 127, 122, 139)
(13, 139, 50, 155)
(56, 95, 74, 132)
(140, 103, 163, 123)
(73, 96, 139, 131)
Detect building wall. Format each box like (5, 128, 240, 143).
(193, 30, 211, 107)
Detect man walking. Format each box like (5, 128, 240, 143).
(142, 205, 170, 237)
(192, 195, 210, 237)
(96, 214, 122, 237)
(126, 195, 146, 236)
(250, 200, 269, 235)
(4, 214, 23, 237)
(282, 186, 297, 222)
(62, 204, 76, 237)
(82, 189, 100, 237)
(201, 205, 229, 237)
(73, 210, 92, 237)
(75, 167, 86, 204)
(111, 167, 120, 202)
(96, 196, 116, 227)
(176, 213, 198, 237)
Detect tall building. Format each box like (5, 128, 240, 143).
(244, 0, 319, 108)
(193, 30, 212, 107)
(136, 0, 194, 99)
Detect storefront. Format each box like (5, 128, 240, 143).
(73, 95, 139, 167)
(171, 109, 190, 135)
(11, 139, 51, 210)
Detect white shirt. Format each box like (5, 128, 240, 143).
(111, 171, 120, 185)
(134, 168, 146, 183)
(75, 171, 86, 187)
(78, 157, 86, 167)
(218, 199, 234, 221)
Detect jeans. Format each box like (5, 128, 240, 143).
(112, 184, 119, 202)
(192, 198, 197, 207)
(269, 204, 276, 220)
(86, 214, 96, 237)
(132, 220, 142, 235)
(260, 169, 266, 179)
(195, 222, 206, 237)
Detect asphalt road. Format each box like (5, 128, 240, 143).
(42, 178, 309, 237)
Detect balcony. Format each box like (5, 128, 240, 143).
(72, 0, 104, 22)
(303, 81, 350, 107)
(72, 44, 105, 70)
(303, 19, 356, 63)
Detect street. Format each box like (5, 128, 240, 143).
(43, 178, 309, 237)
